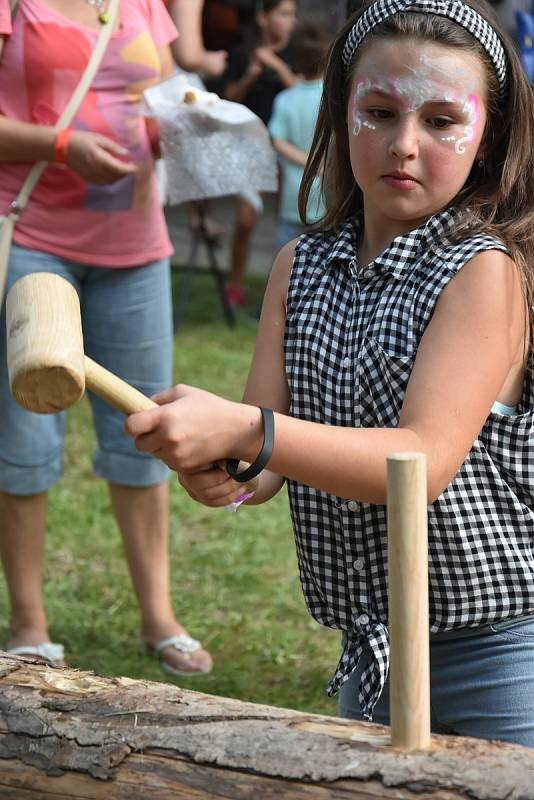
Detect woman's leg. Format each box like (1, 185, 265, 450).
(109, 481, 210, 672)
(0, 245, 75, 658)
(82, 258, 212, 674)
(0, 491, 49, 647)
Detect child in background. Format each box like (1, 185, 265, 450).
(268, 22, 330, 247)
(126, 0, 534, 745)
(222, 0, 297, 309)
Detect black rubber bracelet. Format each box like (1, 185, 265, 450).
(226, 407, 275, 483)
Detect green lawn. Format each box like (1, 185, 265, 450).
(0, 271, 340, 716)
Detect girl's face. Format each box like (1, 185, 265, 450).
(346, 39, 488, 234)
(258, 1, 297, 48)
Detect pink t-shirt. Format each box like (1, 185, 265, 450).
(0, 0, 177, 266)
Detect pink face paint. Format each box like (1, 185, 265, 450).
(351, 79, 369, 136)
(454, 94, 480, 154)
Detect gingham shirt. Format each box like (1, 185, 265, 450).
(284, 208, 534, 719)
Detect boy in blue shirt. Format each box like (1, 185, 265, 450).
(268, 23, 330, 246)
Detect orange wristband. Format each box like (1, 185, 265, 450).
(53, 129, 71, 164)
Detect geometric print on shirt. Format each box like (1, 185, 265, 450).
(284, 207, 534, 719)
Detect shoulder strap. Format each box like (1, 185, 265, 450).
(10, 0, 120, 216)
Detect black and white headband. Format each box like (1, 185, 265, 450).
(342, 0, 507, 94)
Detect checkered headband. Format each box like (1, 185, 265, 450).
(341, 0, 507, 94)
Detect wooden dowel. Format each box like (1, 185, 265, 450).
(387, 452, 430, 751)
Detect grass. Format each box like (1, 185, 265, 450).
(0, 270, 340, 716)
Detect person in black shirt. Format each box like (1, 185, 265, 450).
(222, 0, 297, 309)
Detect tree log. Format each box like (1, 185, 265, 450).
(0, 653, 533, 799)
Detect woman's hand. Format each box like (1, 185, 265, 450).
(124, 384, 262, 473)
(178, 462, 246, 507)
(65, 131, 137, 184)
(200, 49, 228, 79)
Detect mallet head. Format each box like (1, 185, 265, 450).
(6, 272, 85, 413)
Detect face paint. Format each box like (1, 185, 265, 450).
(351, 79, 369, 136)
(454, 94, 480, 154)
(350, 55, 482, 156)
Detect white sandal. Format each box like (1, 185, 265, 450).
(151, 633, 212, 676)
(6, 642, 65, 666)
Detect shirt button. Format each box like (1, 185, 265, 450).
(353, 558, 364, 571)
(342, 357, 351, 368)
(347, 500, 358, 511)
(357, 613, 369, 626)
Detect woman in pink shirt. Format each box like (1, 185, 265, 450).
(0, 0, 212, 677)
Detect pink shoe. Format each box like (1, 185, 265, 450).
(224, 284, 245, 310)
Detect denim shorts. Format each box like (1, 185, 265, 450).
(338, 615, 534, 747)
(0, 244, 172, 493)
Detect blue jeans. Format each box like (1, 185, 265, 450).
(0, 245, 172, 493)
(338, 615, 534, 747)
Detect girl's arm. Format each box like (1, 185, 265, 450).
(126, 248, 526, 505)
(168, 240, 295, 507)
(236, 239, 294, 503)
(256, 248, 527, 503)
(167, 0, 227, 77)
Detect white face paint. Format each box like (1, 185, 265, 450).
(453, 94, 480, 154)
(350, 52, 482, 156)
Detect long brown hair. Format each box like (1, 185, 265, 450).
(299, 0, 534, 352)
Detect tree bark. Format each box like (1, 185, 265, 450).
(0, 652, 533, 799)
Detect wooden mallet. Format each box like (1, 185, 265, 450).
(6, 271, 257, 490)
(6, 272, 156, 415)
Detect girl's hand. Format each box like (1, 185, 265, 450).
(178, 462, 245, 507)
(65, 131, 137, 184)
(124, 384, 262, 473)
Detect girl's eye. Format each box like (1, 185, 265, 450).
(367, 107, 394, 120)
(429, 116, 454, 129)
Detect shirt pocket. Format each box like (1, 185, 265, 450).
(357, 337, 416, 427)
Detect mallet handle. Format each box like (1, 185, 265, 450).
(84, 356, 156, 414)
(84, 356, 258, 492)
(387, 451, 430, 751)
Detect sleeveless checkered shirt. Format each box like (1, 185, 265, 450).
(284, 208, 534, 719)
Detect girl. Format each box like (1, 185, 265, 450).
(126, 0, 534, 745)
(222, 0, 297, 309)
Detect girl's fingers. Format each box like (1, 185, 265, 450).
(179, 467, 232, 491)
(181, 480, 244, 507)
(151, 384, 191, 405)
(124, 407, 162, 437)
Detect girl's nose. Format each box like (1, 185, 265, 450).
(388, 117, 419, 160)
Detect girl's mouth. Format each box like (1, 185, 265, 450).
(382, 171, 419, 189)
